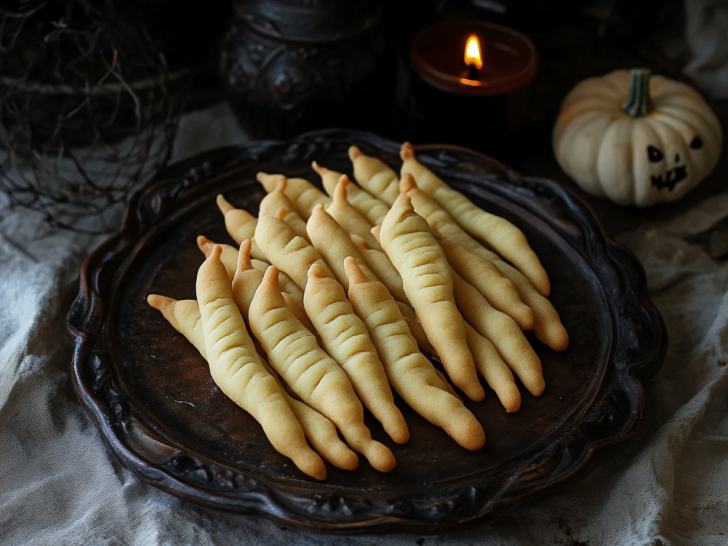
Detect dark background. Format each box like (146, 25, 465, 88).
(3, 0, 724, 239)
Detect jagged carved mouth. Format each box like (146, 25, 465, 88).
(651, 165, 687, 192)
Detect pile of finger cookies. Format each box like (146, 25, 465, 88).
(147, 143, 569, 480)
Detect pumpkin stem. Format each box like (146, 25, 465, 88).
(621, 68, 652, 117)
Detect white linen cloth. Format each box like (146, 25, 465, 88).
(684, 0, 728, 99)
(1, 104, 727, 545)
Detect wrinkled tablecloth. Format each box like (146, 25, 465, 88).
(1, 104, 727, 546)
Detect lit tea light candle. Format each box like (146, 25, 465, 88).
(408, 20, 538, 154)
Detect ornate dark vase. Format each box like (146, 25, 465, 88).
(220, 0, 395, 139)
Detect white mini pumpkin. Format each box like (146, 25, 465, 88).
(553, 68, 722, 207)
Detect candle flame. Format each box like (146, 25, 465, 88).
(464, 35, 483, 70)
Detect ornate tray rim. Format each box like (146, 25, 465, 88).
(67, 128, 666, 534)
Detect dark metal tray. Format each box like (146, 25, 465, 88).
(67, 129, 665, 533)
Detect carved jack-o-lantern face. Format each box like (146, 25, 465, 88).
(553, 68, 722, 207)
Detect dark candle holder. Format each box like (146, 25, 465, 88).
(408, 20, 538, 157)
(220, 0, 396, 139)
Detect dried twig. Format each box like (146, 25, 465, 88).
(0, 0, 186, 234)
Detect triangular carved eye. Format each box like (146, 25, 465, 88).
(690, 136, 703, 149)
(647, 145, 663, 162)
